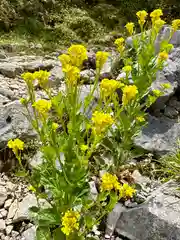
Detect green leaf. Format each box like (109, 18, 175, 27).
(98, 191, 109, 202)
(37, 207, 61, 227)
(84, 215, 94, 229)
(36, 227, 51, 240)
(106, 192, 118, 211)
(15, 170, 28, 177)
(53, 228, 66, 240)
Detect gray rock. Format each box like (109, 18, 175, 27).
(22, 59, 55, 72)
(49, 65, 64, 84)
(0, 186, 7, 207)
(0, 51, 7, 59)
(164, 106, 178, 119)
(132, 170, 150, 186)
(5, 225, 13, 235)
(168, 97, 180, 111)
(89, 181, 98, 201)
(4, 199, 13, 209)
(29, 151, 43, 168)
(7, 199, 18, 219)
(0, 101, 36, 148)
(0, 209, 7, 218)
(0, 219, 6, 231)
(80, 69, 95, 84)
(116, 181, 180, 240)
(106, 203, 126, 237)
(135, 115, 180, 155)
(0, 64, 23, 78)
(13, 194, 37, 222)
(22, 227, 36, 240)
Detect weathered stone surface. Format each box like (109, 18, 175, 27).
(135, 115, 180, 155)
(116, 181, 180, 240)
(0, 101, 36, 148)
(7, 200, 18, 219)
(80, 69, 95, 83)
(0, 186, 7, 207)
(0, 219, 6, 231)
(13, 194, 37, 222)
(29, 151, 43, 168)
(164, 106, 178, 119)
(22, 226, 36, 240)
(49, 64, 64, 83)
(0, 64, 23, 78)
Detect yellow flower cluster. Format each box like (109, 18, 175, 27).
(122, 65, 132, 75)
(154, 19, 166, 31)
(100, 78, 124, 98)
(101, 173, 120, 191)
(119, 183, 136, 199)
(96, 51, 109, 70)
(172, 19, 180, 31)
(101, 173, 136, 199)
(33, 99, 52, 118)
(8, 138, 24, 154)
(61, 210, 80, 236)
(33, 70, 50, 89)
(52, 122, 59, 131)
(59, 45, 87, 86)
(22, 70, 50, 89)
(114, 37, 125, 54)
(63, 65, 80, 86)
(125, 22, 134, 35)
(136, 10, 148, 26)
(158, 51, 168, 63)
(136, 116, 145, 122)
(150, 9, 163, 23)
(122, 85, 138, 106)
(92, 111, 114, 134)
(68, 45, 87, 68)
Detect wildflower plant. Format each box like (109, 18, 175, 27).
(6, 9, 180, 240)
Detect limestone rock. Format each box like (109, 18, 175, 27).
(29, 151, 43, 168)
(80, 69, 95, 84)
(116, 181, 180, 240)
(135, 115, 180, 155)
(0, 186, 7, 207)
(0, 219, 5, 231)
(0, 64, 23, 78)
(22, 226, 36, 240)
(13, 194, 37, 222)
(7, 199, 18, 219)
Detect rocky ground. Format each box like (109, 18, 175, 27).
(1, 26, 180, 239)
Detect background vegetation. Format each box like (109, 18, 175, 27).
(0, 0, 180, 47)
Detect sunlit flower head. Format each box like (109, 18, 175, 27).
(100, 78, 124, 98)
(33, 99, 52, 118)
(101, 173, 120, 192)
(21, 72, 35, 85)
(59, 54, 71, 68)
(172, 19, 180, 31)
(122, 85, 138, 106)
(152, 89, 163, 97)
(136, 116, 145, 122)
(33, 70, 50, 89)
(52, 122, 59, 131)
(122, 65, 132, 75)
(114, 38, 125, 54)
(63, 65, 80, 86)
(150, 9, 163, 23)
(125, 22, 134, 35)
(92, 111, 114, 134)
(61, 210, 80, 236)
(119, 183, 136, 199)
(158, 51, 168, 63)
(68, 44, 87, 67)
(154, 19, 166, 31)
(136, 10, 148, 26)
(96, 51, 109, 70)
(8, 138, 24, 155)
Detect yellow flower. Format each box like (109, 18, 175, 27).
(33, 99, 52, 118)
(122, 65, 132, 75)
(63, 65, 80, 86)
(125, 22, 134, 35)
(96, 51, 109, 70)
(61, 210, 80, 236)
(158, 51, 168, 63)
(21, 72, 35, 85)
(33, 70, 50, 89)
(161, 83, 171, 89)
(122, 85, 138, 105)
(68, 44, 87, 67)
(150, 9, 163, 23)
(152, 89, 163, 97)
(136, 116, 145, 122)
(172, 19, 180, 31)
(52, 122, 59, 131)
(114, 38, 125, 54)
(154, 19, 166, 31)
(20, 98, 26, 105)
(80, 144, 88, 153)
(136, 10, 148, 26)
(119, 183, 136, 199)
(101, 173, 120, 192)
(59, 54, 71, 68)
(8, 138, 24, 154)
(92, 111, 114, 134)
(100, 79, 124, 98)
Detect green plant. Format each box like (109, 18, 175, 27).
(7, 8, 180, 240)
